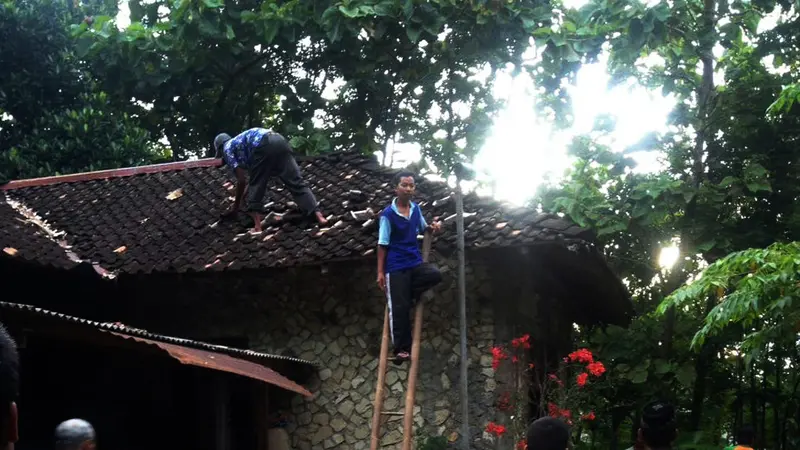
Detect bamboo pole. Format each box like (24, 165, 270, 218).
(402, 232, 433, 450)
(370, 307, 391, 450)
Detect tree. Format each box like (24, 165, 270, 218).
(534, 0, 800, 446)
(0, 0, 166, 181)
(71, 0, 559, 171)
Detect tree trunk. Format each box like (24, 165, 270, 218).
(688, 295, 716, 431)
(760, 364, 767, 450)
(750, 362, 758, 435)
(774, 352, 781, 450)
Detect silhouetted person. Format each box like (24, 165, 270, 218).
(637, 401, 677, 450)
(0, 323, 19, 450)
(55, 419, 96, 450)
(724, 425, 755, 450)
(526, 417, 573, 450)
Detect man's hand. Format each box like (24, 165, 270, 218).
(428, 216, 443, 234)
(377, 273, 386, 292)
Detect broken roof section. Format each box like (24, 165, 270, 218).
(0, 301, 314, 397)
(0, 152, 597, 276)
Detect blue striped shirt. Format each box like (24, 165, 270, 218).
(222, 128, 272, 170)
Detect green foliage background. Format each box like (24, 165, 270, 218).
(2, 0, 799, 448)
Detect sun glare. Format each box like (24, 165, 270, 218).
(658, 246, 680, 270)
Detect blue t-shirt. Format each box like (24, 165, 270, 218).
(378, 199, 428, 273)
(222, 128, 272, 170)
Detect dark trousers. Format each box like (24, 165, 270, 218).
(247, 133, 318, 215)
(386, 263, 442, 353)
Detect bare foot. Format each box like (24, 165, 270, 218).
(315, 211, 329, 226)
(248, 212, 264, 232)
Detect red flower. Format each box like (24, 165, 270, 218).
(567, 348, 594, 364)
(491, 347, 508, 371)
(497, 392, 512, 411)
(548, 403, 560, 418)
(587, 361, 606, 377)
(581, 411, 596, 421)
(485, 422, 507, 436)
(576, 372, 589, 387)
(516, 440, 528, 450)
(512, 334, 532, 349)
(512, 356, 519, 363)
(528, 363, 535, 369)
(561, 409, 572, 419)
(548, 373, 564, 387)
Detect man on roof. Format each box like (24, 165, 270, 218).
(214, 128, 328, 232)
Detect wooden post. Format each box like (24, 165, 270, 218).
(402, 232, 432, 450)
(255, 384, 270, 450)
(214, 374, 231, 450)
(369, 306, 391, 450)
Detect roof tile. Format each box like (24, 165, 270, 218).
(2, 152, 596, 275)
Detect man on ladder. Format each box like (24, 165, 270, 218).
(376, 170, 443, 363)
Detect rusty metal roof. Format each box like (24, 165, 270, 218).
(0, 301, 316, 366)
(109, 332, 312, 397)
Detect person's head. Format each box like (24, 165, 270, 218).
(0, 323, 19, 450)
(638, 401, 677, 449)
(392, 171, 416, 201)
(213, 133, 232, 159)
(526, 417, 572, 450)
(55, 419, 96, 450)
(736, 425, 755, 446)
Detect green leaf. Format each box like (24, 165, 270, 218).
(654, 360, 672, 374)
(630, 369, 648, 384)
(199, 18, 218, 36)
(202, 0, 223, 8)
(564, 45, 581, 62)
(697, 240, 717, 252)
(719, 176, 738, 188)
(652, 4, 671, 22)
(629, 18, 644, 44)
(743, 10, 760, 34)
(240, 11, 258, 22)
(406, 24, 423, 43)
(225, 24, 235, 40)
(403, 0, 414, 19)
(327, 19, 342, 42)
(676, 366, 696, 387)
(520, 14, 538, 32)
(75, 36, 94, 58)
(598, 221, 628, 236)
(264, 22, 280, 43)
(339, 5, 361, 18)
(374, 1, 395, 16)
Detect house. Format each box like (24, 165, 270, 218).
(0, 151, 632, 450)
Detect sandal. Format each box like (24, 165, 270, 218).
(392, 351, 410, 366)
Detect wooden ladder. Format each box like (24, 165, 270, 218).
(370, 232, 433, 450)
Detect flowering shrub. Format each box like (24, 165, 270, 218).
(483, 335, 606, 449)
(539, 348, 606, 426)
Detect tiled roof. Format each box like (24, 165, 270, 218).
(0, 152, 596, 276)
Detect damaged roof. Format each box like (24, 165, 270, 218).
(0, 152, 597, 276)
(0, 301, 315, 366)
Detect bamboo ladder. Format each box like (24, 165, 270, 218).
(369, 231, 433, 450)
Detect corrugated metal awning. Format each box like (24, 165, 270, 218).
(109, 332, 312, 397)
(0, 301, 314, 397)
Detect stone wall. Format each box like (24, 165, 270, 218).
(138, 254, 504, 450)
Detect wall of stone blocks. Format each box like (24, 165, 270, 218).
(137, 254, 505, 450)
